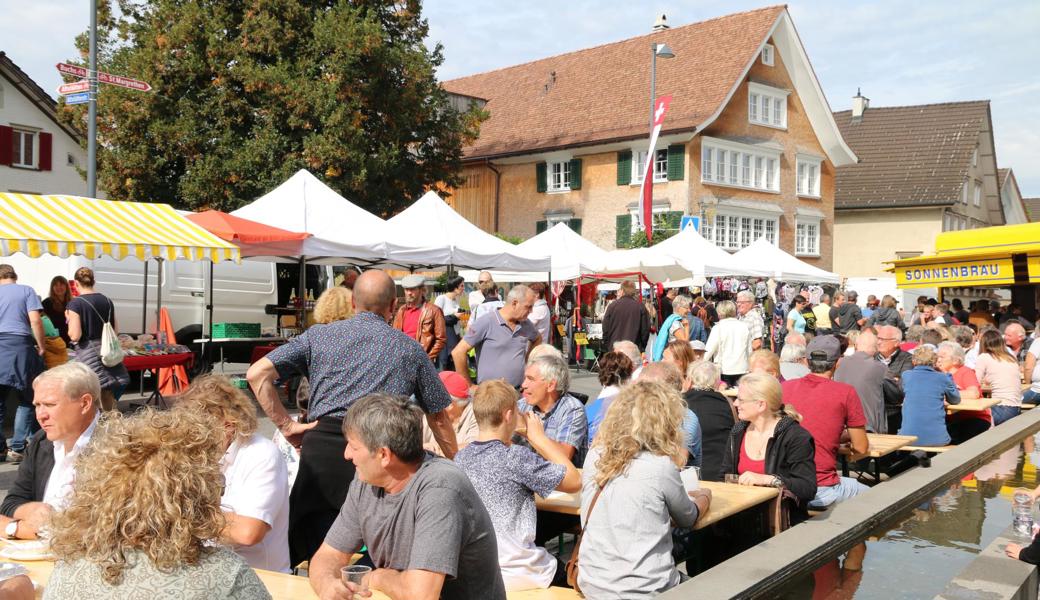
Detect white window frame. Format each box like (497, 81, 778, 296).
(633, 148, 668, 184)
(700, 136, 781, 194)
(747, 82, 788, 129)
(973, 179, 981, 207)
(796, 155, 822, 198)
(547, 160, 570, 193)
(628, 204, 673, 234)
(11, 128, 38, 169)
(761, 44, 775, 66)
(700, 207, 779, 251)
(961, 179, 969, 204)
(972, 147, 978, 167)
(795, 219, 821, 257)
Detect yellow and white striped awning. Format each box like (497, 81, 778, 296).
(0, 193, 239, 263)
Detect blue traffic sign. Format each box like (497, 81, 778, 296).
(64, 92, 90, 105)
(680, 215, 700, 232)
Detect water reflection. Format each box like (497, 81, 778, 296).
(780, 435, 1040, 599)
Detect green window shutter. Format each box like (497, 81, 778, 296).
(664, 210, 683, 230)
(536, 163, 547, 193)
(568, 218, 582, 234)
(569, 158, 582, 190)
(535, 220, 548, 234)
(617, 151, 632, 185)
(615, 214, 632, 247)
(667, 144, 685, 181)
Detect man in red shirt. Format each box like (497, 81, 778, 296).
(392, 274, 447, 362)
(782, 335, 870, 509)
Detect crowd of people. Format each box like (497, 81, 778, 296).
(1, 262, 1040, 598)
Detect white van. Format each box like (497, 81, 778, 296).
(4, 254, 278, 340)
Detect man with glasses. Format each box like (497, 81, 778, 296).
(735, 291, 765, 351)
(874, 325, 913, 433)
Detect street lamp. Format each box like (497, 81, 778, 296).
(650, 42, 674, 128)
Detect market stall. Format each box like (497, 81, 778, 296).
(732, 237, 842, 284)
(654, 226, 772, 278)
(458, 222, 608, 283)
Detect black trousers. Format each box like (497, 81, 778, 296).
(289, 416, 355, 567)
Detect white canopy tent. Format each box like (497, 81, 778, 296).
(384, 191, 550, 271)
(652, 226, 772, 277)
(459, 223, 607, 282)
(599, 247, 694, 282)
(230, 169, 401, 265)
(732, 237, 841, 283)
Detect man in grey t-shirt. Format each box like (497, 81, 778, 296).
(834, 330, 888, 433)
(309, 394, 505, 600)
(452, 285, 541, 387)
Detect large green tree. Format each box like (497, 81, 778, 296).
(58, 0, 484, 214)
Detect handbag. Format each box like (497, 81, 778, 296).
(84, 297, 125, 367)
(565, 485, 604, 595)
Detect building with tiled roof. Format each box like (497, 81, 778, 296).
(439, 6, 856, 268)
(1024, 198, 1040, 222)
(0, 51, 93, 196)
(997, 168, 1029, 224)
(831, 98, 1004, 278)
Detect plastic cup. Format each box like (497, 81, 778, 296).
(341, 565, 371, 596)
(680, 466, 700, 492)
(724, 473, 740, 485)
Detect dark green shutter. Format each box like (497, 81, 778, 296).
(535, 220, 548, 234)
(664, 211, 683, 230)
(569, 158, 582, 190)
(617, 151, 632, 185)
(615, 214, 632, 247)
(536, 162, 547, 193)
(568, 218, 582, 234)
(667, 144, 685, 181)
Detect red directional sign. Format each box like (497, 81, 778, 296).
(57, 80, 90, 95)
(55, 63, 152, 93)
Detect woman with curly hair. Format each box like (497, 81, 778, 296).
(45, 408, 271, 599)
(176, 375, 290, 572)
(576, 381, 712, 598)
(312, 286, 354, 325)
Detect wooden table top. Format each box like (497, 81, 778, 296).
(946, 397, 1000, 413)
(537, 480, 778, 529)
(844, 433, 918, 461)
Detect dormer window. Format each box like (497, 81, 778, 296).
(761, 44, 774, 66)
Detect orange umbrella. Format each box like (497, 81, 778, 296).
(186, 210, 310, 244)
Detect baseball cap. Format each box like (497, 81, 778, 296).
(806, 335, 841, 362)
(438, 371, 470, 400)
(689, 340, 707, 351)
(401, 274, 426, 289)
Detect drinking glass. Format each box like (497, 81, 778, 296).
(724, 473, 740, 485)
(341, 565, 372, 597)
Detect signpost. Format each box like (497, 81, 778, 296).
(57, 80, 90, 95)
(63, 92, 90, 105)
(56, 63, 152, 92)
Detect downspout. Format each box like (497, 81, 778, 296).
(486, 159, 501, 232)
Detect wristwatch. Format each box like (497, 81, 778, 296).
(771, 476, 783, 488)
(5, 520, 19, 539)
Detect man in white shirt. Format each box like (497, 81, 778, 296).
(468, 271, 493, 311)
(0, 362, 100, 539)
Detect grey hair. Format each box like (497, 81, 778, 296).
(736, 290, 755, 303)
(528, 354, 570, 395)
(506, 284, 532, 304)
(937, 341, 965, 365)
(688, 360, 720, 391)
(951, 325, 974, 349)
(672, 295, 692, 311)
(820, 293, 831, 304)
(528, 343, 563, 362)
(639, 361, 683, 392)
(34, 361, 101, 408)
(877, 325, 904, 342)
(612, 340, 642, 367)
(780, 344, 806, 362)
(343, 394, 425, 463)
(716, 300, 736, 319)
(905, 325, 925, 342)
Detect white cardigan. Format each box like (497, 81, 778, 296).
(703, 317, 752, 375)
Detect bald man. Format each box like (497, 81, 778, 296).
(247, 269, 457, 565)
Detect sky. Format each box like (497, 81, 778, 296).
(4, 0, 1038, 197)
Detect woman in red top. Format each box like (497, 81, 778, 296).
(937, 340, 988, 444)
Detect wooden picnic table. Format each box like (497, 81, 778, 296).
(946, 396, 999, 414)
(840, 433, 917, 481)
(536, 480, 778, 531)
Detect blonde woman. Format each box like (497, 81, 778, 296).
(176, 375, 290, 572)
(45, 408, 271, 599)
(577, 381, 712, 598)
(313, 287, 354, 325)
(720, 373, 816, 523)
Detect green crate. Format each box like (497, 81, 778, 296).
(212, 322, 261, 339)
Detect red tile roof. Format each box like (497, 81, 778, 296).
(442, 6, 786, 159)
(832, 101, 990, 209)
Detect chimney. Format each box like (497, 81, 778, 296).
(653, 14, 669, 30)
(851, 88, 869, 121)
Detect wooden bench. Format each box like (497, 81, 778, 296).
(1021, 403, 1036, 410)
(901, 445, 955, 453)
(510, 587, 583, 599)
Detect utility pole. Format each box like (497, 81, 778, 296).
(87, 0, 98, 197)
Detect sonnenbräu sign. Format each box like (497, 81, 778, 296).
(896, 257, 1014, 287)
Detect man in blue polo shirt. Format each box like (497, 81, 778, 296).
(453, 285, 542, 387)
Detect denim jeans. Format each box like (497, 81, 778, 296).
(10, 403, 38, 452)
(991, 405, 1022, 426)
(1023, 389, 1040, 404)
(809, 476, 869, 509)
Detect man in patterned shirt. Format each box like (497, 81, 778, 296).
(516, 353, 587, 466)
(246, 269, 457, 566)
(455, 380, 581, 591)
(736, 290, 765, 351)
